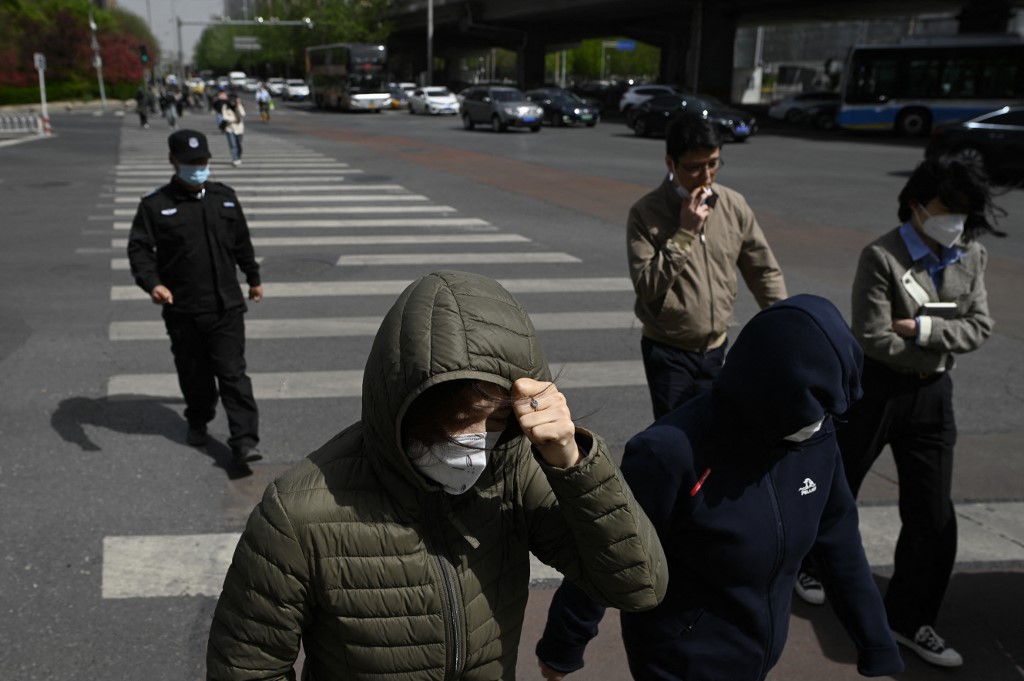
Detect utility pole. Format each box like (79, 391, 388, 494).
(88, 10, 108, 112)
(427, 0, 434, 85)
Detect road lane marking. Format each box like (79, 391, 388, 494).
(100, 502, 1024, 598)
(110, 277, 633, 300)
(111, 234, 528, 251)
(112, 218, 494, 230)
(115, 169, 358, 177)
(109, 311, 638, 340)
(112, 189, 415, 203)
(106, 361, 646, 398)
(335, 252, 581, 265)
(113, 185, 393, 194)
(112, 205, 456, 216)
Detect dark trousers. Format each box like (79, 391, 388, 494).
(641, 336, 727, 420)
(163, 306, 259, 450)
(838, 359, 957, 633)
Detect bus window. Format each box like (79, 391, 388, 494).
(850, 56, 899, 103)
(907, 59, 942, 98)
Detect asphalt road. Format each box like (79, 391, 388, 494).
(1, 100, 1021, 680)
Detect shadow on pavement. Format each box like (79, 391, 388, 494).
(791, 571, 1024, 680)
(51, 396, 255, 479)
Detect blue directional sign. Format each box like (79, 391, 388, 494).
(616, 39, 637, 51)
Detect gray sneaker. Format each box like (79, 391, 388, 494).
(893, 625, 963, 667)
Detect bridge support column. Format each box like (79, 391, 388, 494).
(690, 2, 738, 102)
(519, 38, 547, 89)
(957, 0, 1013, 32)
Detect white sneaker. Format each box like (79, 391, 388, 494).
(893, 625, 963, 667)
(231, 160, 241, 167)
(794, 571, 826, 605)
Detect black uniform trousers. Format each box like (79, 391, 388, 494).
(641, 335, 728, 420)
(163, 305, 259, 451)
(838, 357, 957, 634)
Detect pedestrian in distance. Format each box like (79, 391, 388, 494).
(205, 270, 668, 681)
(628, 114, 787, 420)
(255, 81, 271, 123)
(536, 295, 905, 681)
(134, 86, 149, 129)
(834, 153, 1005, 668)
(220, 92, 245, 167)
(161, 88, 179, 130)
(127, 129, 263, 465)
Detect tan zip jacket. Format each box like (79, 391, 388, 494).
(206, 271, 667, 681)
(851, 226, 993, 375)
(627, 178, 787, 351)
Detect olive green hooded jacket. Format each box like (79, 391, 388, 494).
(206, 271, 667, 680)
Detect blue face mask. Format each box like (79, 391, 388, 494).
(178, 163, 210, 186)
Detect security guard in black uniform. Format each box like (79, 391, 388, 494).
(128, 129, 262, 462)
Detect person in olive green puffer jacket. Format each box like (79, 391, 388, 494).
(206, 270, 668, 681)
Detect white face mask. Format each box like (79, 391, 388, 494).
(915, 205, 966, 248)
(408, 431, 502, 495)
(784, 416, 825, 443)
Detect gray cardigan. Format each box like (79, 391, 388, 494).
(850, 227, 993, 375)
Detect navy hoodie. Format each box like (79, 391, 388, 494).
(542, 295, 904, 680)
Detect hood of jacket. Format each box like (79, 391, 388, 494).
(712, 293, 863, 443)
(361, 270, 552, 491)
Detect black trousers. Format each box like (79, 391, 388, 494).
(163, 306, 259, 450)
(838, 358, 957, 633)
(641, 335, 727, 420)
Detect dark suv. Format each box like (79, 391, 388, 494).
(460, 86, 543, 132)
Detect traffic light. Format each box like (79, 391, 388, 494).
(139, 44, 149, 64)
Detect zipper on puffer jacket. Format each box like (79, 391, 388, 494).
(759, 471, 786, 680)
(428, 497, 465, 679)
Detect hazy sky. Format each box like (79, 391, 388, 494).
(117, 0, 224, 65)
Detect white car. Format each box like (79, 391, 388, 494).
(768, 91, 841, 123)
(284, 79, 310, 101)
(618, 84, 677, 112)
(409, 86, 460, 115)
(266, 78, 286, 97)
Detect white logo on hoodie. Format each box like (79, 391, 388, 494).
(799, 478, 817, 496)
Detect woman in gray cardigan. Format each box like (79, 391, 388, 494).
(838, 154, 1004, 669)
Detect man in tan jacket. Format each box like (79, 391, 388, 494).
(628, 114, 787, 419)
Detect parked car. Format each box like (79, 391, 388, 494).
(525, 88, 600, 127)
(409, 86, 460, 115)
(460, 86, 543, 132)
(618, 84, 677, 113)
(768, 91, 841, 123)
(283, 79, 310, 101)
(626, 93, 757, 141)
(398, 81, 417, 97)
(266, 78, 286, 97)
(926, 105, 1024, 180)
(244, 78, 259, 93)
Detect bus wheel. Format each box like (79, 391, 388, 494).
(895, 108, 931, 137)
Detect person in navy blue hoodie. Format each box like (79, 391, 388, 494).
(535, 294, 904, 680)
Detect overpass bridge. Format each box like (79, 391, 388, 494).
(385, 0, 1022, 98)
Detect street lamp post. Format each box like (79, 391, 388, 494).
(88, 10, 108, 112)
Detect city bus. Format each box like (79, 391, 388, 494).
(306, 43, 390, 112)
(836, 35, 1024, 136)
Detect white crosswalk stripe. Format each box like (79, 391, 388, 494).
(101, 501, 1024, 597)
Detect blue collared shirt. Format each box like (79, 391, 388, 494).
(898, 222, 962, 290)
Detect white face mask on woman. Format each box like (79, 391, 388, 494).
(408, 431, 503, 495)
(915, 205, 966, 248)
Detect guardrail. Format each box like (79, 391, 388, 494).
(0, 114, 47, 135)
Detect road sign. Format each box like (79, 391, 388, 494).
(616, 39, 637, 51)
(33, 53, 46, 71)
(233, 36, 261, 51)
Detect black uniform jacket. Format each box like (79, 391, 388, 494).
(128, 179, 260, 314)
